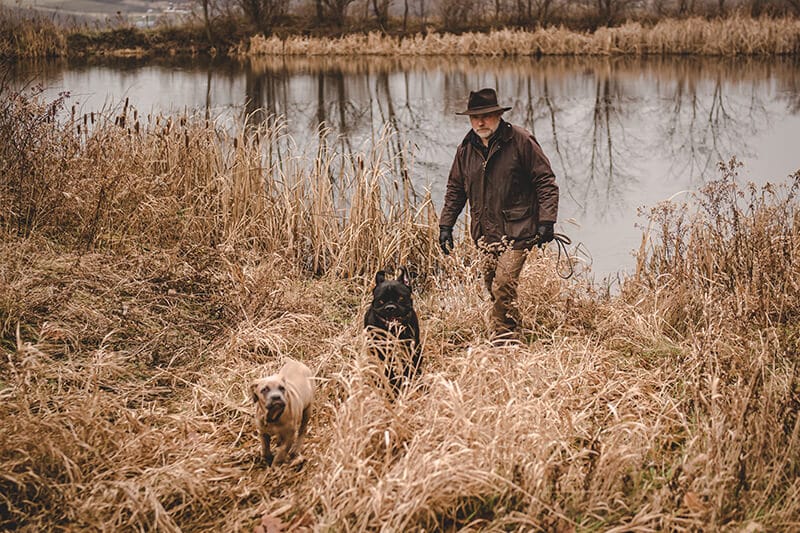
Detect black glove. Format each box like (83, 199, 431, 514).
(535, 222, 555, 247)
(438, 225, 454, 255)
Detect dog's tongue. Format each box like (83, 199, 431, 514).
(267, 402, 285, 422)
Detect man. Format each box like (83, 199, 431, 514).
(439, 87, 559, 338)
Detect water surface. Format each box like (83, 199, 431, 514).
(11, 54, 800, 281)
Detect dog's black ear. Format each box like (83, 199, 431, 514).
(375, 270, 387, 285)
(398, 266, 412, 289)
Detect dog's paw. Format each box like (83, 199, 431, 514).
(272, 450, 289, 466)
(289, 455, 307, 471)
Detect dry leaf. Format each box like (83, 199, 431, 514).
(253, 514, 285, 533)
(740, 521, 765, 533)
(683, 491, 707, 514)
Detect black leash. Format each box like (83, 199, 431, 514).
(536, 232, 574, 279)
(552, 232, 574, 279)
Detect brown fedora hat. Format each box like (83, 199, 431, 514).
(456, 88, 512, 116)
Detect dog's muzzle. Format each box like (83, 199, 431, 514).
(266, 399, 286, 422)
(377, 310, 411, 330)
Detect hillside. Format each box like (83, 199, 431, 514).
(3, 0, 190, 21)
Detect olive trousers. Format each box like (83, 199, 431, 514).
(481, 248, 529, 334)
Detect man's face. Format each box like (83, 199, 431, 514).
(469, 111, 503, 143)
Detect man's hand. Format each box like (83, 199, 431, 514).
(438, 225, 454, 255)
(535, 222, 555, 248)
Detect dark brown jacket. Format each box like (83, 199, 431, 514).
(439, 120, 559, 250)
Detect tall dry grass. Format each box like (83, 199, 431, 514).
(2, 86, 800, 531)
(0, 7, 67, 59)
(0, 83, 437, 279)
(241, 15, 800, 57)
(628, 158, 800, 363)
(2, 8, 799, 60)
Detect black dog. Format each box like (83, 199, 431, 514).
(364, 267, 422, 393)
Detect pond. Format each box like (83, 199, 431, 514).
(10, 54, 800, 282)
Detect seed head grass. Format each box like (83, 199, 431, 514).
(241, 16, 800, 58)
(1, 88, 799, 530)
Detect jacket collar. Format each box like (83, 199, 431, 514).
(461, 119, 513, 148)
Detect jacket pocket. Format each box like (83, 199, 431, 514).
(502, 205, 536, 241)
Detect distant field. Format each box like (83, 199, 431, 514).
(2, 0, 178, 18)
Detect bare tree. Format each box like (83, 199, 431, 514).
(237, 0, 286, 33)
(514, 0, 525, 24)
(372, 0, 391, 29)
(418, 0, 427, 25)
(494, 0, 505, 24)
(677, 0, 696, 15)
(651, 0, 667, 16)
(533, 0, 557, 26)
(748, 0, 766, 15)
(440, 0, 476, 31)
(592, 0, 640, 26)
(322, 0, 356, 28)
(199, 0, 214, 42)
(519, 0, 556, 26)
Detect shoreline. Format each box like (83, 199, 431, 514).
(2, 13, 800, 60)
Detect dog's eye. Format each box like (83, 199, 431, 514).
(377, 299, 384, 305)
(398, 296, 406, 302)
(278, 385, 286, 392)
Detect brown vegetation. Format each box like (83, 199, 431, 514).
(0, 7, 66, 59)
(240, 15, 800, 56)
(2, 4, 800, 60)
(1, 81, 800, 531)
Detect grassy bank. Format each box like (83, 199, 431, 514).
(2, 7, 800, 60)
(0, 7, 66, 59)
(2, 85, 800, 531)
(242, 15, 800, 57)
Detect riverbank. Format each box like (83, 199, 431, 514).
(2, 79, 800, 530)
(2, 7, 799, 60)
(240, 16, 800, 57)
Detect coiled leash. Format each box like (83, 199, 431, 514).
(537, 232, 574, 279)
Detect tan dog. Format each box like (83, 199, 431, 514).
(250, 359, 315, 465)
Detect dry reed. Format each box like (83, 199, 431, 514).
(241, 16, 800, 57)
(0, 7, 66, 59)
(1, 87, 799, 531)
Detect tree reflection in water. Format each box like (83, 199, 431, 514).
(17, 54, 799, 278)
(231, 54, 800, 277)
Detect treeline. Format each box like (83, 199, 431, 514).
(1, 0, 799, 60)
(211, 0, 800, 35)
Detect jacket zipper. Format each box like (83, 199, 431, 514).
(480, 144, 497, 229)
